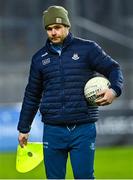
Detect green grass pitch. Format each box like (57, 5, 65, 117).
(0, 146, 133, 179)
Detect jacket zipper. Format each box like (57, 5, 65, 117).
(59, 52, 65, 114)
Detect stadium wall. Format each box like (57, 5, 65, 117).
(0, 103, 133, 152)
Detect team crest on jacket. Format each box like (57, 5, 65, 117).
(72, 53, 80, 60)
(42, 58, 50, 65)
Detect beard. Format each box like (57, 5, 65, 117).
(49, 36, 64, 44)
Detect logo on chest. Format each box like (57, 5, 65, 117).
(72, 53, 80, 60)
(42, 58, 50, 65)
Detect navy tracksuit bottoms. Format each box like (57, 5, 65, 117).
(43, 123, 96, 179)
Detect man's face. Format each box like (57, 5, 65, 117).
(46, 24, 69, 44)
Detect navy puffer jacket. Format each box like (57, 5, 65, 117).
(18, 33, 123, 133)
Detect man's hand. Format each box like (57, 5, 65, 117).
(95, 89, 117, 106)
(18, 132, 29, 148)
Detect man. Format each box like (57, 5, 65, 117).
(17, 5, 123, 179)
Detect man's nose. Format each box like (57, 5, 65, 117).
(51, 28, 56, 35)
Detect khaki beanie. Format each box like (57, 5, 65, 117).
(43, 6, 71, 29)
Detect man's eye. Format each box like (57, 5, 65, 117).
(47, 28, 52, 31)
(55, 26, 61, 30)
(46, 26, 61, 31)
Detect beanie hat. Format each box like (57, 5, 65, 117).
(43, 6, 71, 29)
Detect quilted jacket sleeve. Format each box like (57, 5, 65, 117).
(17, 56, 43, 133)
(88, 42, 123, 96)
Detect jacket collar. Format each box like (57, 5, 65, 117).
(45, 32, 73, 54)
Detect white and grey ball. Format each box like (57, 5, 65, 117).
(84, 77, 110, 105)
